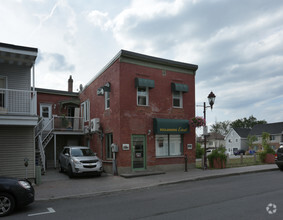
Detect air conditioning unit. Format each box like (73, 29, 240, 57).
(90, 118, 100, 133)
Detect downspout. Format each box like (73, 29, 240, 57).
(32, 63, 36, 115)
(32, 63, 35, 92)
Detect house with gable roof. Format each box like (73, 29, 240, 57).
(249, 122, 283, 151)
(225, 128, 251, 155)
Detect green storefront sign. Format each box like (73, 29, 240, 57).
(153, 118, 190, 134)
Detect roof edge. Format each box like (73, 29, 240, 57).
(83, 50, 198, 91)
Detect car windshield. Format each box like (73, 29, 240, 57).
(71, 148, 95, 157)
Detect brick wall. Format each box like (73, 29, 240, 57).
(80, 58, 196, 171)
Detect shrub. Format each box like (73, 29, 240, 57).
(196, 143, 204, 159)
(259, 146, 275, 163)
(207, 148, 227, 168)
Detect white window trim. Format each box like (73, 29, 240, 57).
(81, 100, 90, 122)
(105, 91, 110, 110)
(137, 87, 149, 106)
(172, 91, 183, 108)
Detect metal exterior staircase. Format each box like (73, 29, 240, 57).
(35, 117, 54, 174)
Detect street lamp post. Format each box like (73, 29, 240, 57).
(203, 91, 216, 170)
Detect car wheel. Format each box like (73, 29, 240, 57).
(0, 193, 15, 217)
(68, 165, 74, 178)
(278, 165, 283, 171)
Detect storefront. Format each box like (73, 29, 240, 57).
(153, 118, 189, 157)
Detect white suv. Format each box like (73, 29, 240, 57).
(58, 146, 103, 178)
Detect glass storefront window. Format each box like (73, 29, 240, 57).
(155, 134, 182, 157)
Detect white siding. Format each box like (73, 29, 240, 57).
(0, 126, 35, 179)
(225, 129, 241, 154)
(0, 63, 31, 90)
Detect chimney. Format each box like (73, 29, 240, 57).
(68, 75, 73, 92)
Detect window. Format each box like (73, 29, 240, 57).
(81, 100, 90, 122)
(137, 87, 148, 106)
(42, 107, 50, 117)
(155, 134, 182, 157)
(106, 133, 113, 159)
(68, 107, 75, 117)
(172, 91, 183, 108)
(105, 91, 110, 110)
(270, 135, 275, 141)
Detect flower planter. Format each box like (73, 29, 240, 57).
(264, 153, 275, 164)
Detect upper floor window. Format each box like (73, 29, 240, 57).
(171, 82, 188, 109)
(105, 91, 110, 110)
(81, 100, 90, 122)
(172, 91, 183, 108)
(137, 87, 148, 106)
(135, 78, 155, 106)
(270, 135, 275, 141)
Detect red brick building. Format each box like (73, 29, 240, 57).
(36, 77, 83, 169)
(80, 50, 198, 173)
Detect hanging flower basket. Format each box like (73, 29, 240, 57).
(190, 116, 205, 128)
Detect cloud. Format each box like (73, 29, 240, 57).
(87, 10, 111, 31)
(39, 52, 75, 72)
(2, 0, 282, 125)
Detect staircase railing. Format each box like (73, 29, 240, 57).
(35, 117, 54, 173)
(35, 118, 44, 138)
(41, 117, 54, 146)
(37, 135, 46, 173)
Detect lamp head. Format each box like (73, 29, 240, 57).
(207, 91, 216, 109)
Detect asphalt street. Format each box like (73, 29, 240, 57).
(6, 170, 283, 220)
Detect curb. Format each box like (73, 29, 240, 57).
(35, 167, 278, 201)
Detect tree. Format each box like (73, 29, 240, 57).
(196, 143, 204, 159)
(210, 121, 231, 136)
(261, 132, 270, 151)
(210, 115, 267, 136)
(230, 115, 266, 129)
(259, 132, 275, 162)
(247, 135, 257, 151)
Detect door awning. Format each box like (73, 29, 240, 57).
(153, 118, 190, 134)
(171, 83, 188, 93)
(135, 78, 155, 88)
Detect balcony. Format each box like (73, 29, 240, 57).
(0, 88, 38, 126)
(0, 88, 37, 115)
(53, 115, 84, 133)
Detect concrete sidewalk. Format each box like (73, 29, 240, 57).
(34, 164, 278, 201)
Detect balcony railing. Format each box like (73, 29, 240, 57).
(53, 115, 84, 132)
(0, 88, 37, 115)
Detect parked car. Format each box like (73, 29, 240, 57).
(206, 149, 213, 155)
(275, 145, 283, 171)
(58, 146, 103, 178)
(234, 149, 246, 156)
(0, 177, 34, 217)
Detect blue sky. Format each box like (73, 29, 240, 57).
(1, 0, 282, 128)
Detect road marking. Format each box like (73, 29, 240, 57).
(28, 207, 56, 217)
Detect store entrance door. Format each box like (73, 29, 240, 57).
(131, 135, 146, 170)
